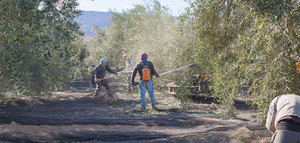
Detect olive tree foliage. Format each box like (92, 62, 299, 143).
(180, 0, 299, 120)
(88, 0, 186, 86)
(0, 0, 85, 97)
(88, 15, 125, 71)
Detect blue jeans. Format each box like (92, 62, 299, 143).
(139, 79, 156, 108)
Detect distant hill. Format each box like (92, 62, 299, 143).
(76, 11, 113, 36)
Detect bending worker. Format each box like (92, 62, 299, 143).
(91, 58, 117, 98)
(266, 94, 300, 143)
(132, 52, 160, 111)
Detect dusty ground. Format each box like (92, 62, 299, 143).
(0, 80, 272, 143)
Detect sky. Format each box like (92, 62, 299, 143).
(77, 0, 190, 16)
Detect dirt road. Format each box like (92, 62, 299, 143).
(0, 81, 271, 142)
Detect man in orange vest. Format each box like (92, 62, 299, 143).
(132, 53, 160, 111)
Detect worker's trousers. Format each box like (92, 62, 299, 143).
(272, 130, 300, 143)
(138, 79, 156, 108)
(93, 79, 112, 98)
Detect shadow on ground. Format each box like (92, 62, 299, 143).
(0, 87, 270, 142)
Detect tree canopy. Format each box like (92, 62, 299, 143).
(0, 0, 85, 96)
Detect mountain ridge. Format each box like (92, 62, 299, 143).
(76, 10, 113, 36)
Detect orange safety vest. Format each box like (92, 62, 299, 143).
(142, 62, 151, 81)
